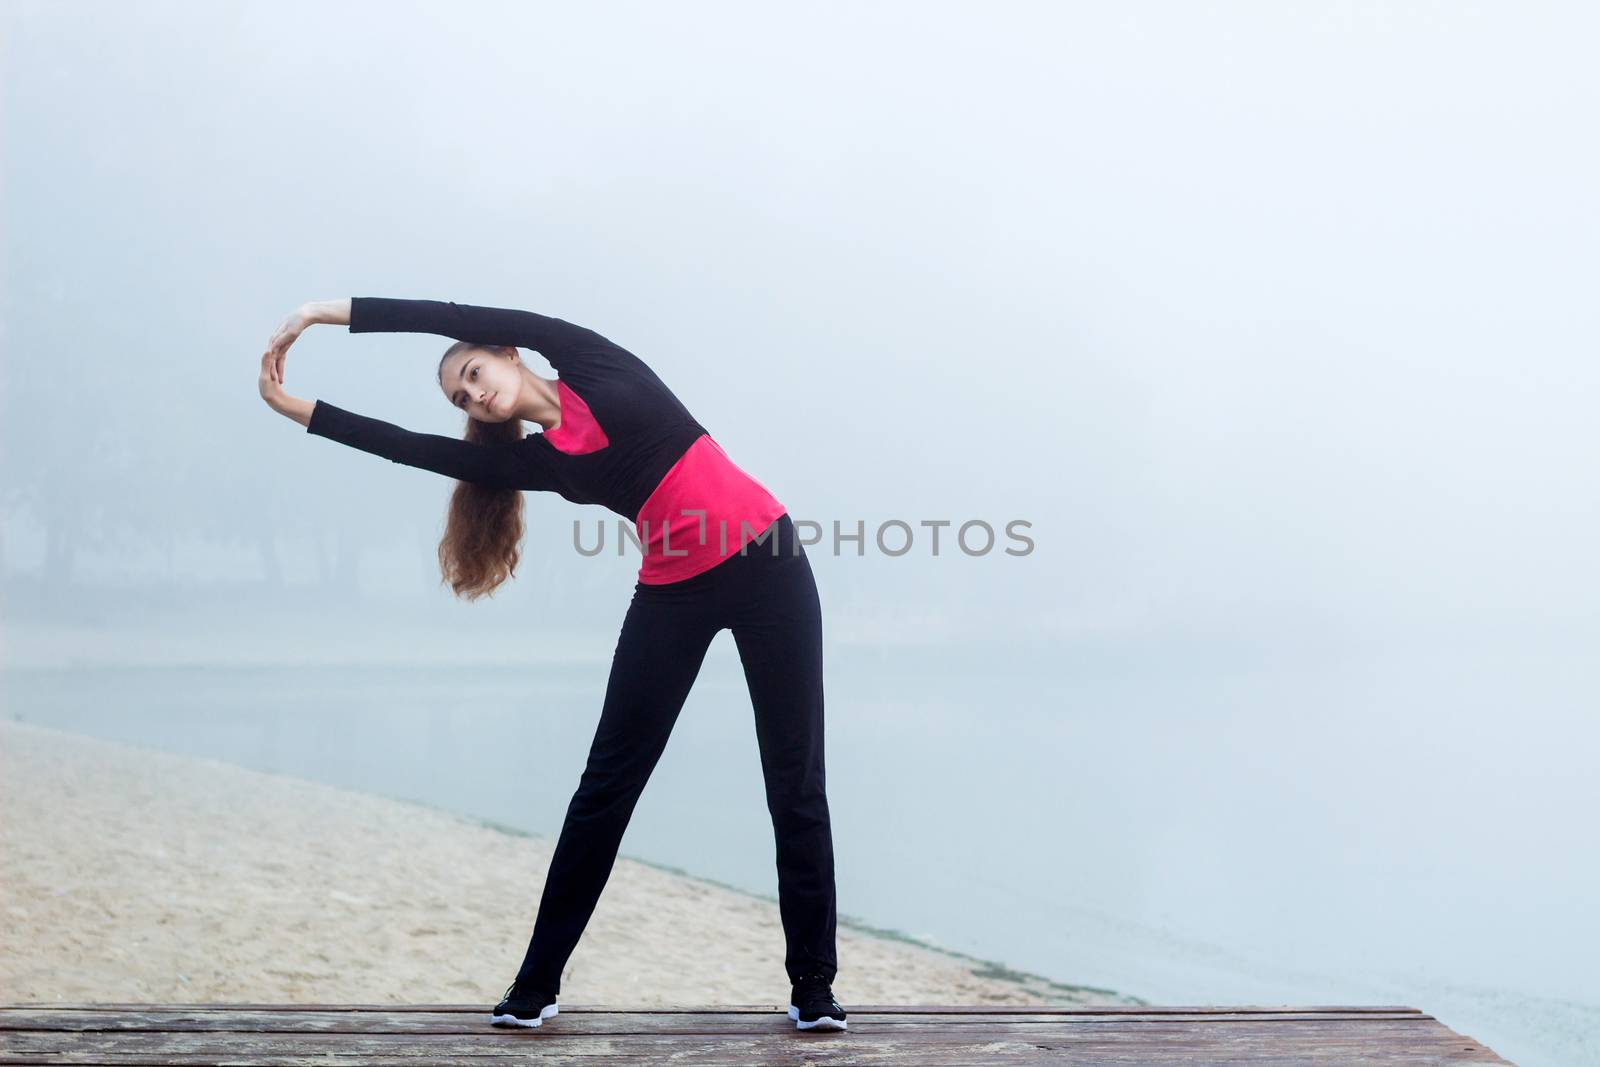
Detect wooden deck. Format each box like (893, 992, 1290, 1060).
(0, 1002, 1514, 1065)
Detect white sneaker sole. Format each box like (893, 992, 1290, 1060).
(490, 1001, 559, 1028)
(788, 1004, 848, 1031)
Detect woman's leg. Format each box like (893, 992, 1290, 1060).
(514, 579, 721, 993)
(727, 525, 838, 984)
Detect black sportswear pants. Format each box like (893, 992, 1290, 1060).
(515, 512, 837, 993)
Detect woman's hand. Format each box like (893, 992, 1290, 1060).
(265, 305, 314, 385)
(258, 350, 314, 426)
(264, 299, 352, 385)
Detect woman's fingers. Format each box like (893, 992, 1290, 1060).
(258, 351, 275, 400)
(263, 308, 312, 389)
(267, 314, 303, 377)
(267, 316, 295, 355)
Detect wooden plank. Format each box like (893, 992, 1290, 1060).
(0, 1005, 1514, 1066)
(0, 1026, 1511, 1066)
(0, 1008, 1437, 1033)
(0, 1011, 1427, 1017)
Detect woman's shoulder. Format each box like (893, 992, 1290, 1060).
(552, 341, 696, 424)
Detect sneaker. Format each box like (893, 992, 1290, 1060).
(490, 978, 559, 1028)
(787, 971, 848, 1031)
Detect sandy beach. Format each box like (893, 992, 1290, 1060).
(0, 720, 1135, 1009)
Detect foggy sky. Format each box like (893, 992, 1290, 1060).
(4, 0, 1597, 663)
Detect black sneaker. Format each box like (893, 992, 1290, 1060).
(787, 971, 848, 1031)
(490, 978, 559, 1028)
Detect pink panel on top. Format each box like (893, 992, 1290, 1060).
(634, 433, 788, 585)
(543, 380, 610, 455)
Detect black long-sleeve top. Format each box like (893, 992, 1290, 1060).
(305, 297, 788, 584)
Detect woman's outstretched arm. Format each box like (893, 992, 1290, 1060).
(257, 351, 551, 491)
(267, 297, 628, 392)
(339, 297, 609, 365)
(303, 399, 549, 490)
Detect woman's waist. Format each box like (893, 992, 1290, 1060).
(633, 510, 803, 591)
(632, 433, 785, 545)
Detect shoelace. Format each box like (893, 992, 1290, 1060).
(792, 972, 836, 1004)
(501, 979, 545, 1004)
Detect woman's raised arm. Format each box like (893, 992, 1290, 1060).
(339, 297, 610, 368)
(266, 296, 619, 390)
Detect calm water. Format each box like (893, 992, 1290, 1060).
(4, 644, 1594, 1066)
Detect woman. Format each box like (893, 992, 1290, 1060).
(257, 297, 846, 1032)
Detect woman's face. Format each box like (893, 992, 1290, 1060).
(440, 346, 520, 423)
